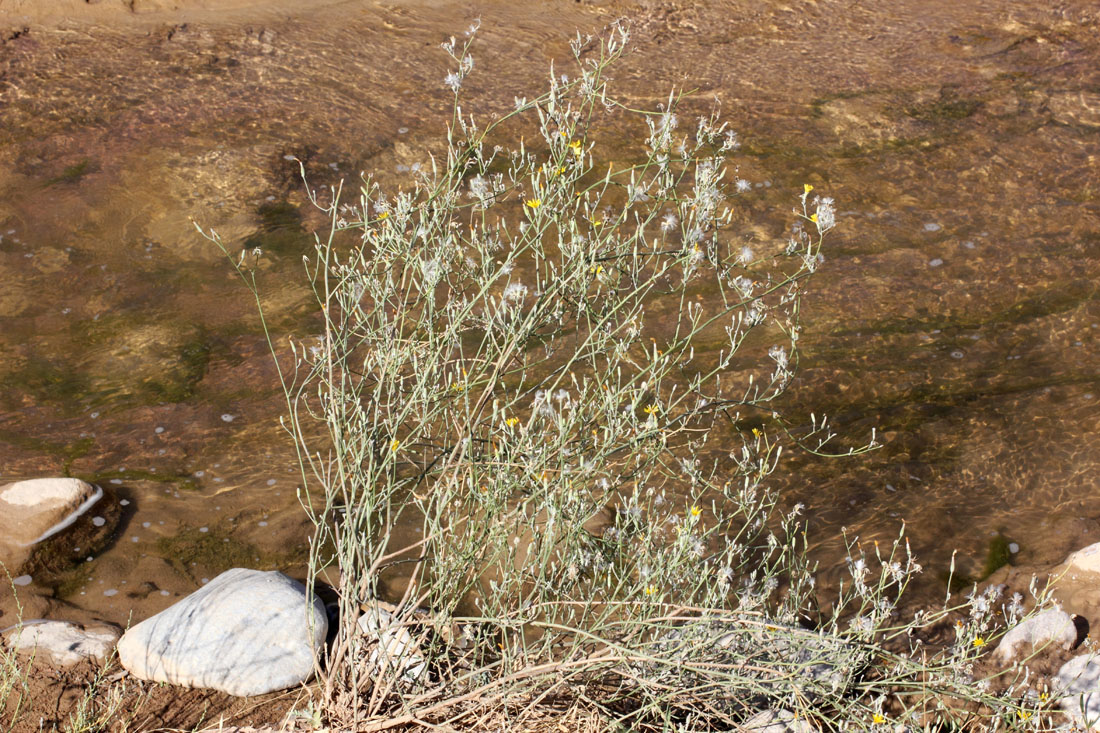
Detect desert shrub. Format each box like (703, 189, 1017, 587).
(206, 22, 1061, 732)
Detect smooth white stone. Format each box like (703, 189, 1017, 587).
(117, 568, 326, 696)
(995, 609, 1078, 664)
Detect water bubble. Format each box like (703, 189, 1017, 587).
(1009, 543, 1020, 554)
(258, 521, 268, 527)
(73, 547, 80, 552)
(109, 479, 122, 485)
(923, 222, 941, 232)
(119, 499, 130, 506)
(221, 414, 235, 423)
(12, 575, 31, 586)
(201, 578, 210, 584)
(142, 522, 151, 528)
(194, 470, 205, 478)
(90, 412, 100, 419)
(131, 536, 140, 543)
(928, 258, 943, 267)
(160, 590, 170, 596)
(92, 516, 106, 527)
(103, 589, 118, 597)
(199, 527, 208, 533)
(398, 127, 408, 134)
(963, 240, 976, 249)
(266, 479, 277, 486)
(282, 154, 297, 161)
(155, 426, 165, 434)
(1085, 394, 1094, 400)
(950, 350, 965, 359)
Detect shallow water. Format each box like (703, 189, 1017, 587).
(1, 0, 1099, 625)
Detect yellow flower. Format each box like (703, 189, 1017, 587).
(1017, 710, 1032, 720)
(872, 713, 886, 725)
(643, 584, 658, 596)
(803, 183, 814, 195)
(643, 404, 659, 415)
(590, 264, 604, 275)
(588, 217, 602, 227)
(972, 637, 986, 648)
(568, 139, 583, 157)
(390, 439, 401, 452)
(504, 416, 520, 428)
(810, 213, 819, 223)
(751, 427, 762, 438)
(690, 505, 702, 517)
(525, 198, 541, 209)
(377, 211, 389, 220)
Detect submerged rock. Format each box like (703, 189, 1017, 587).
(0, 478, 102, 547)
(5, 620, 120, 667)
(117, 568, 327, 696)
(1064, 542, 1100, 576)
(0, 478, 109, 575)
(994, 609, 1079, 664)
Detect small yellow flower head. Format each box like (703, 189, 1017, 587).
(972, 637, 986, 648)
(525, 198, 541, 209)
(872, 713, 886, 725)
(643, 584, 658, 596)
(751, 427, 762, 438)
(643, 404, 659, 415)
(590, 264, 604, 275)
(504, 416, 520, 428)
(568, 139, 583, 157)
(804, 183, 814, 195)
(377, 211, 389, 220)
(1017, 710, 1031, 721)
(588, 217, 602, 227)
(690, 505, 702, 517)
(810, 213, 819, 223)
(390, 439, 401, 452)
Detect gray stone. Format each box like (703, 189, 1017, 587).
(357, 601, 426, 682)
(1055, 653, 1100, 728)
(118, 568, 326, 696)
(741, 708, 815, 733)
(5, 620, 119, 667)
(994, 609, 1078, 664)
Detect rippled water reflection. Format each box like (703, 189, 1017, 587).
(1, 0, 1099, 624)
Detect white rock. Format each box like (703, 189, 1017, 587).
(994, 609, 1078, 664)
(357, 601, 427, 682)
(118, 568, 327, 696)
(741, 708, 815, 733)
(0, 478, 102, 547)
(1056, 653, 1100, 728)
(5, 620, 119, 666)
(1065, 543, 1100, 575)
